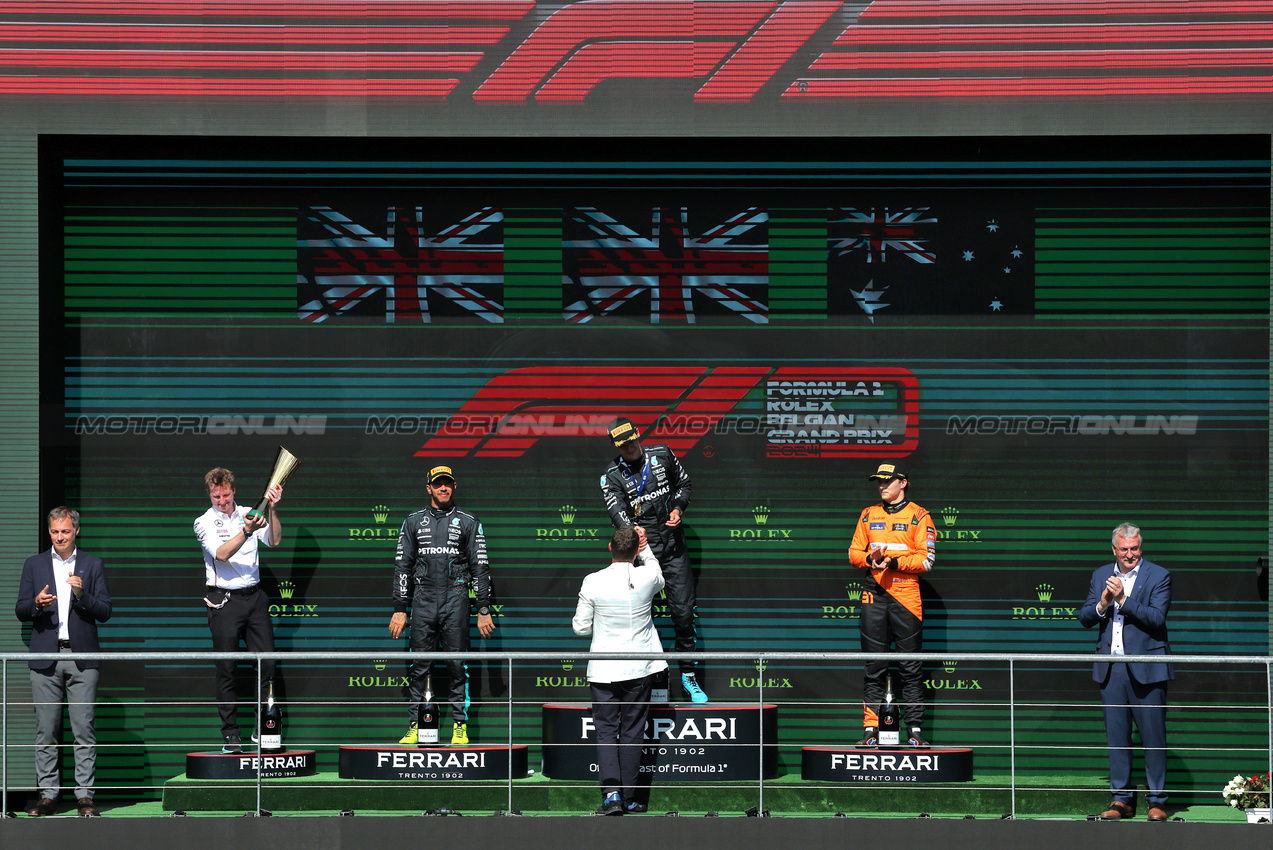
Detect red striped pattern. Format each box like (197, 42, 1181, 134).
(799, 0, 1273, 100)
(0, 76, 460, 96)
(858, 1, 1273, 19)
(785, 75, 1273, 98)
(0, 1, 534, 19)
(834, 23, 1273, 47)
(0, 50, 486, 71)
(0, 24, 514, 45)
(811, 49, 1273, 71)
(417, 366, 713, 458)
(415, 366, 920, 460)
(0, 0, 530, 97)
(0, 1, 1270, 100)
(473, 0, 773, 101)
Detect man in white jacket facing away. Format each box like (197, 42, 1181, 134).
(572, 525, 667, 815)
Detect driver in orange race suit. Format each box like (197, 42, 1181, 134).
(848, 463, 936, 747)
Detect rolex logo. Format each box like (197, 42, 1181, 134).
(559, 505, 576, 524)
(846, 586, 862, 602)
(561, 659, 575, 671)
(279, 580, 295, 600)
(755, 659, 768, 673)
(1036, 583, 1054, 602)
(753, 506, 770, 525)
(941, 506, 958, 527)
(372, 504, 390, 524)
(944, 660, 958, 674)
(374, 660, 386, 671)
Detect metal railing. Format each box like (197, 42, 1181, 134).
(2, 650, 1270, 818)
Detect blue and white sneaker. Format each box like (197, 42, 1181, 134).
(624, 799, 648, 814)
(597, 791, 624, 815)
(681, 673, 709, 704)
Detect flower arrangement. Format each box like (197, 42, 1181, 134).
(1221, 772, 1270, 809)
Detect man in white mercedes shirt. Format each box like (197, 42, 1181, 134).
(573, 525, 666, 816)
(193, 466, 283, 754)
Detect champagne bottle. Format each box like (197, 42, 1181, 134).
(261, 680, 284, 753)
(418, 674, 440, 746)
(651, 668, 669, 703)
(877, 673, 901, 747)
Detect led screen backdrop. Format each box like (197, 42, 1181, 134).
(3, 0, 1273, 136)
(36, 134, 1271, 801)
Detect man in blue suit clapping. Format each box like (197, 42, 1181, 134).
(1079, 522, 1172, 823)
(14, 506, 112, 817)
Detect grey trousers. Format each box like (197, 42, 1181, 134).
(30, 649, 99, 800)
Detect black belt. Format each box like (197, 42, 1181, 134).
(207, 584, 260, 597)
(58, 639, 72, 649)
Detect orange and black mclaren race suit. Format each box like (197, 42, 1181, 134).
(848, 500, 936, 731)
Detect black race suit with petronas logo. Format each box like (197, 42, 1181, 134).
(393, 504, 491, 725)
(600, 444, 697, 674)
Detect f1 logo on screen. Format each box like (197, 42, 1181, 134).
(473, 0, 844, 103)
(414, 366, 918, 460)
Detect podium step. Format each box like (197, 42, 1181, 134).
(162, 771, 1112, 815)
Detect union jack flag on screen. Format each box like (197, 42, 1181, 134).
(296, 204, 504, 323)
(562, 205, 769, 324)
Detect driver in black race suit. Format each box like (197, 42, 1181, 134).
(600, 417, 707, 703)
(389, 465, 495, 746)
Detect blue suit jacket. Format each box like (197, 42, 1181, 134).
(14, 548, 112, 671)
(1078, 558, 1173, 685)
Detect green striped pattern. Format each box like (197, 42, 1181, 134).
(0, 134, 40, 790)
(504, 210, 562, 319)
(769, 211, 827, 318)
(1035, 209, 1269, 316)
(64, 211, 296, 316)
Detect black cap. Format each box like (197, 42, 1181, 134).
(608, 418, 640, 447)
(427, 465, 456, 484)
(867, 463, 905, 481)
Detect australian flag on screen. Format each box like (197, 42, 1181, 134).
(562, 204, 769, 324)
(296, 203, 505, 323)
(826, 199, 1035, 320)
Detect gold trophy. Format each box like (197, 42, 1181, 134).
(246, 446, 302, 520)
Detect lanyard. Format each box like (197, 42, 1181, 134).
(620, 451, 651, 506)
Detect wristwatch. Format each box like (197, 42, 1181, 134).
(477, 606, 490, 616)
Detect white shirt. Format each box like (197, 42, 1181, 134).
(52, 547, 76, 641)
(572, 544, 669, 684)
(1109, 561, 1141, 655)
(194, 504, 272, 589)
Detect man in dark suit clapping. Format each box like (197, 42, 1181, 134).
(14, 507, 112, 817)
(1078, 522, 1173, 823)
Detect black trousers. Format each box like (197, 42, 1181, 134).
(407, 585, 472, 725)
(591, 675, 653, 797)
(859, 591, 924, 730)
(643, 526, 697, 674)
(207, 587, 275, 735)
